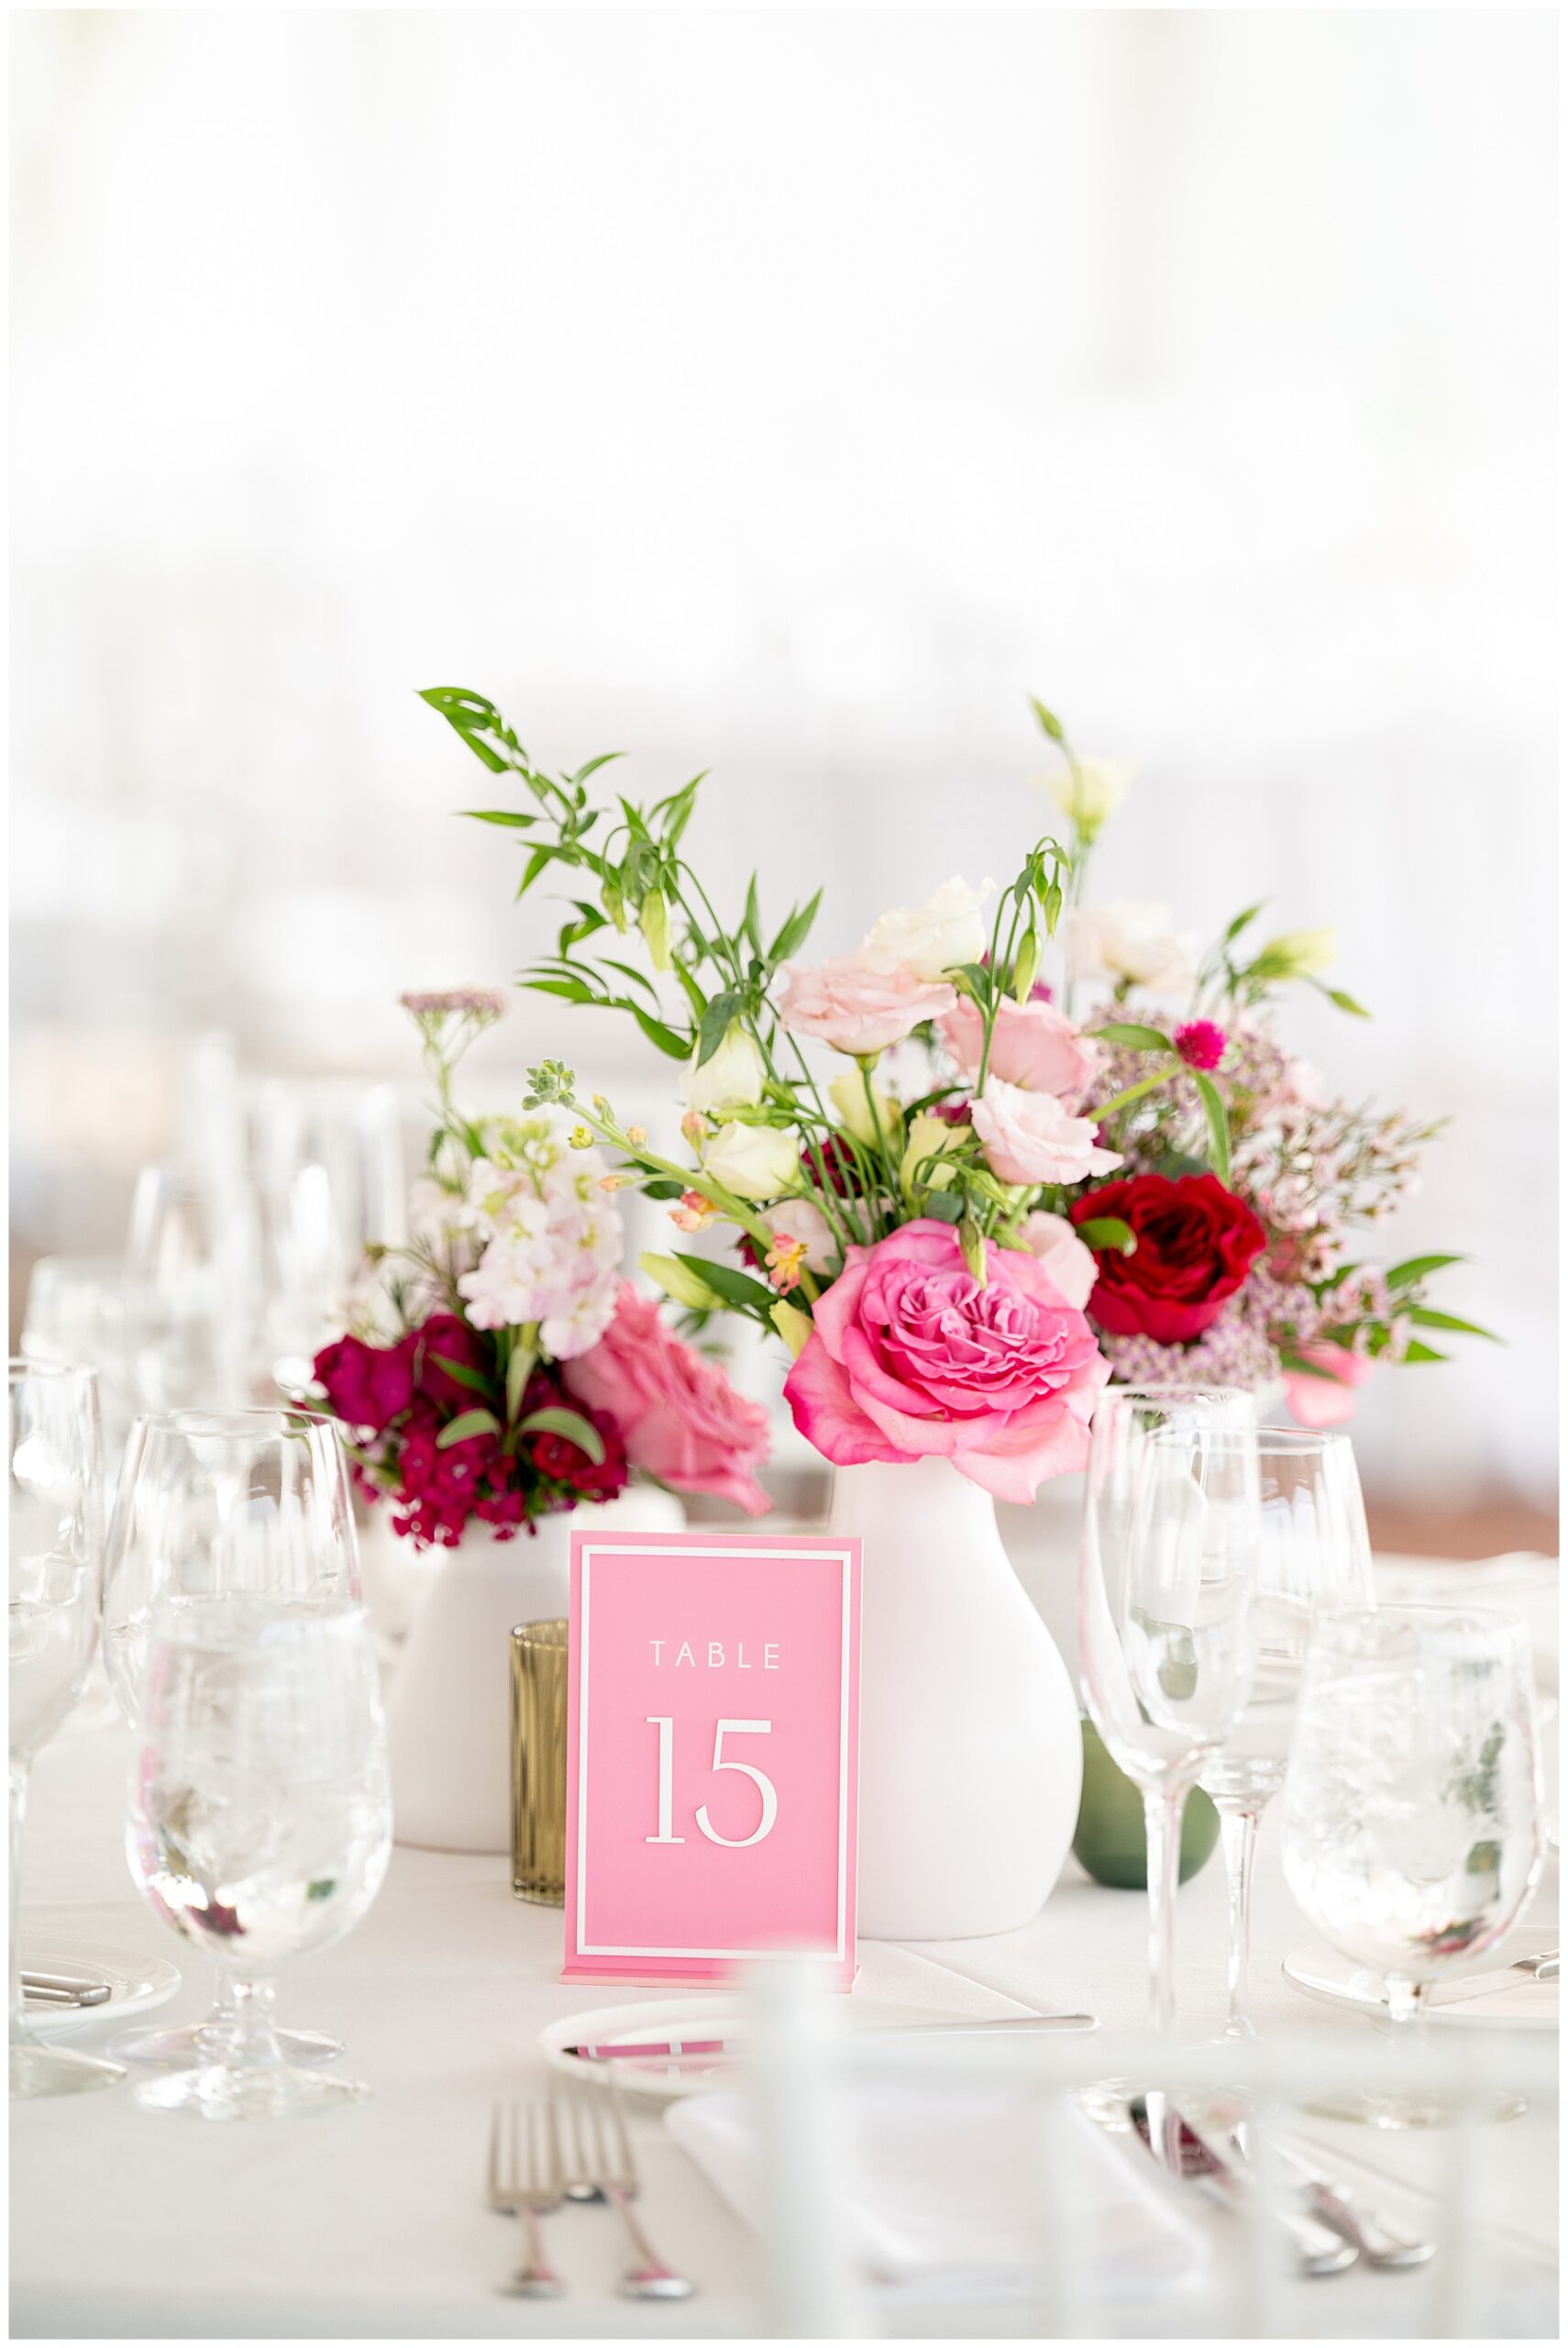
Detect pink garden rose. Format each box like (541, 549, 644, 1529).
(783, 1219, 1110, 1502)
(564, 1283, 772, 1515)
(778, 949, 958, 1057)
(1019, 1210, 1099, 1310)
(971, 1078, 1121, 1187)
(939, 996, 1100, 1097)
(1282, 1342, 1375, 1428)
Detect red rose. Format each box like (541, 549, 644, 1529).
(411, 1313, 496, 1412)
(1071, 1172, 1266, 1344)
(312, 1333, 415, 1434)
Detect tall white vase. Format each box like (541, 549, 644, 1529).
(383, 1486, 686, 1855)
(827, 1456, 1082, 1941)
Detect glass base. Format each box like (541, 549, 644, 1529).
(134, 2059, 370, 2121)
(11, 2037, 126, 2098)
(113, 2019, 340, 2067)
(1305, 2088, 1529, 2131)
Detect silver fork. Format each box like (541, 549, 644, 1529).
(487, 2099, 564, 2299)
(558, 2079, 695, 2301)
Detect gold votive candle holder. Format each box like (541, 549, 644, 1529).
(511, 1618, 569, 1905)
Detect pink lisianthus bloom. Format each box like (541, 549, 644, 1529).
(783, 1219, 1110, 1503)
(1018, 1210, 1099, 1311)
(563, 1283, 772, 1516)
(777, 950, 958, 1057)
(972, 1078, 1121, 1187)
(939, 996, 1100, 1097)
(1282, 1342, 1375, 1428)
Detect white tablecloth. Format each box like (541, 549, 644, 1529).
(10, 1559, 1560, 2339)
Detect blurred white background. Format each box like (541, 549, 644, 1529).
(9, 6, 1557, 1523)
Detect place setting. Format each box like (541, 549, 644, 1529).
(11, 663, 1558, 2341)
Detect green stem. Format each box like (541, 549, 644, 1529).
(1092, 1062, 1181, 1123)
(574, 1104, 782, 1260)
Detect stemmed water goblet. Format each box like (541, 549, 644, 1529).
(127, 1597, 392, 2119)
(8, 1357, 124, 2097)
(125, 1159, 264, 1412)
(1282, 1604, 1543, 2128)
(102, 1406, 362, 2066)
(1195, 1427, 1375, 2039)
(1077, 1386, 1259, 2037)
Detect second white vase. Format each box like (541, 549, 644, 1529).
(826, 1455, 1082, 1941)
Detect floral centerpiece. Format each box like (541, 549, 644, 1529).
(421, 683, 1493, 1928)
(312, 986, 770, 1544)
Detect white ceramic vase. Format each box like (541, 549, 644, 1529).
(826, 1456, 1082, 1941)
(382, 1485, 686, 1854)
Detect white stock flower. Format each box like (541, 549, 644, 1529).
(1060, 900, 1198, 995)
(455, 1136, 624, 1356)
(701, 1121, 801, 1202)
(864, 876, 993, 981)
(684, 1023, 767, 1117)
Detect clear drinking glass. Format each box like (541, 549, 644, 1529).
(125, 1159, 264, 1412)
(1197, 1428, 1375, 2037)
(127, 1599, 392, 2119)
(1282, 1604, 1544, 2127)
(8, 1358, 124, 2097)
(1078, 1387, 1258, 2035)
(103, 1407, 361, 2066)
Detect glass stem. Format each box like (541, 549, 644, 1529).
(1218, 1800, 1263, 2039)
(1143, 1778, 1188, 2037)
(8, 1764, 28, 2045)
(219, 1973, 283, 2069)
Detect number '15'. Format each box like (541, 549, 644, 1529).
(645, 1717, 778, 1847)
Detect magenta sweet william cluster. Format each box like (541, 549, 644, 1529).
(313, 1311, 628, 1547)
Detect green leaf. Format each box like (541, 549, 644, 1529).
(921, 1189, 966, 1224)
(462, 808, 536, 828)
(420, 686, 523, 774)
(568, 752, 624, 788)
(1094, 1021, 1173, 1053)
(742, 875, 763, 957)
(1076, 1216, 1136, 1256)
(597, 957, 663, 1003)
(517, 843, 555, 897)
(1028, 694, 1066, 745)
(505, 1344, 534, 1423)
(516, 1406, 606, 1466)
(526, 975, 597, 1003)
(669, 959, 708, 1022)
(436, 1408, 502, 1448)
(695, 991, 743, 1068)
(1406, 1308, 1500, 1342)
(1400, 1339, 1451, 1364)
(1326, 987, 1372, 1018)
(558, 903, 607, 954)
(630, 1004, 692, 1060)
(1386, 1253, 1467, 1288)
(429, 1354, 493, 1398)
(673, 1252, 778, 1313)
(1224, 901, 1265, 943)
(768, 889, 823, 964)
(1192, 1070, 1231, 1186)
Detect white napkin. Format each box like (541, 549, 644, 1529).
(668, 2076, 1205, 2306)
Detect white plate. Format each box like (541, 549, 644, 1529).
(1283, 1941, 1558, 2032)
(541, 1995, 977, 2101)
(20, 1939, 181, 2040)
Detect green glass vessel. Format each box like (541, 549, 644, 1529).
(1072, 1718, 1221, 1889)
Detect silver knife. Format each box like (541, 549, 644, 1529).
(568, 2012, 1098, 2066)
(1427, 1950, 1558, 2007)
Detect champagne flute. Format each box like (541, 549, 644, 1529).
(1077, 1386, 1257, 2036)
(8, 1358, 124, 2097)
(1282, 1604, 1543, 2127)
(127, 1598, 392, 2119)
(125, 1159, 263, 1412)
(1197, 1428, 1375, 2037)
(102, 1407, 361, 2066)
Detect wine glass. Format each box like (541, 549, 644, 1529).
(102, 1407, 361, 2066)
(1196, 1428, 1375, 2037)
(125, 1159, 264, 1412)
(127, 1597, 392, 2119)
(1282, 1604, 1544, 2127)
(248, 1079, 408, 1396)
(8, 1358, 124, 2097)
(1078, 1386, 1258, 2036)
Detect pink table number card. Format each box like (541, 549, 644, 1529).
(563, 1529, 861, 1989)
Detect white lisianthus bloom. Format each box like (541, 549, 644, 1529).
(863, 876, 993, 981)
(1060, 901, 1198, 995)
(972, 1079, 1121, 1187)
(1043, 757, 1132, 838)
(827, 1069, 903, 1148)
(684, 1022, 767, 1116)
(1018, 1210, 1099, 1310)
(701, 1121, 801, 1202)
